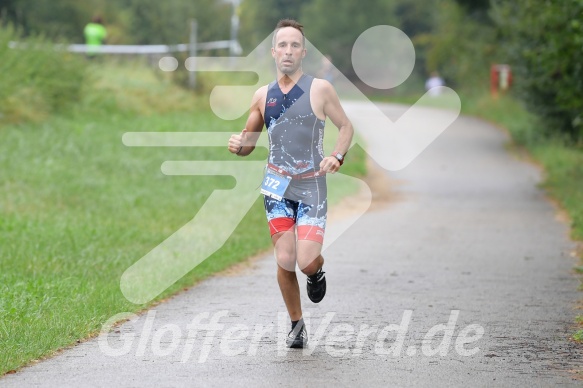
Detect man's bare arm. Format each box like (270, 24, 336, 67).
(317, 80, 354, 172)
(228, 87, 266, 156)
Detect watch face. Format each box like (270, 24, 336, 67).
(335, 153, 343, 160)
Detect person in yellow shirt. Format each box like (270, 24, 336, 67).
(84, 15, 107, 57)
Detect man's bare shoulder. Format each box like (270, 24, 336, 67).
(311, 77, 336, 98)
(251, 85, 269, 106)
(249, 85, 270, 120)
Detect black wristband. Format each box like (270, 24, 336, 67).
(331, 151, 344, 166)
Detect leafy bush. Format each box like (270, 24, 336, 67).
(0, 26, 87, 124)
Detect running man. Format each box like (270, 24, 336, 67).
(228, 19, 353, 348)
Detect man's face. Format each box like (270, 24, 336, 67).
(272, 27, 306, 76)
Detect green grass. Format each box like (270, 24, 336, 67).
(530, 144, 583, 241)
(576, 316, 583, 345)
(0, 60, 367, 375)
(0, 110, 251, 373)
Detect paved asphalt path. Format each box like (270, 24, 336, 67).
(2, 103, 582, 387)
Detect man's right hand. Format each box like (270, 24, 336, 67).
(228, 128, 248, 155)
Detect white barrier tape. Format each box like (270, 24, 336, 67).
(8, 40, 242, 55)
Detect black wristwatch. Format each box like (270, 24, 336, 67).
(331, 151, 344, 166)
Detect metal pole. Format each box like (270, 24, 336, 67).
(189, 19, 198, 89)
(229, 0, 242, 58)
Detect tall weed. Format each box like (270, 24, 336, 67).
(0, 26, 86, 124)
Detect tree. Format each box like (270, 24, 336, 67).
(390, 0, 440, 91)
(493, 0, 583, 140)
(0, 0, 232, 45)
(299, 0, 394, 77)
(238, 0, 311, 52)
(120, 0, 231, 45)
(454, 0, 491, 22)
(1, 0, 91, 40)
(418, 0, 497, 91)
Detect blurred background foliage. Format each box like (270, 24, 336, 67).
(492, 0, 583, 141)
(0, 0, 582, 141)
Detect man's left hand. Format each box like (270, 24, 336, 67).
(319, 156, 340, 174)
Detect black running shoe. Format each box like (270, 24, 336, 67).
(286, 324, 308, 348)
(307, 268, 326, 303)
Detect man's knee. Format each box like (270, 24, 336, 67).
(299, 256, 322, 276)
(273, 230, 296, 269)
(275, 249, 295, 267)
(274, 241, 296, 271)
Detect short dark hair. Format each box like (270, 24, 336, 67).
(272, 19, 305, 47)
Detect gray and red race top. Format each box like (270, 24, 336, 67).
(264, 74, 326, 176)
